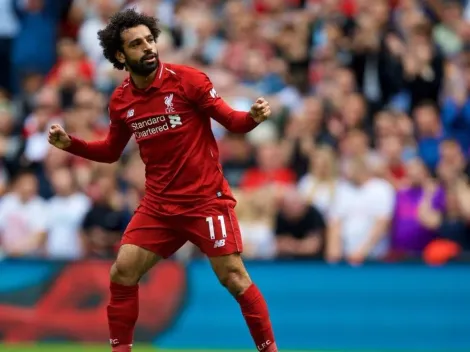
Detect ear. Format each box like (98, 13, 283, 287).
(116, 50, 125, 65)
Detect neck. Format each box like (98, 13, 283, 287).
(131, 68, 158, 90)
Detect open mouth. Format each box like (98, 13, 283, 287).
(143, 55, 156, 63)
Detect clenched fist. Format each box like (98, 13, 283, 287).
(249, 97, 271, 124)
(48, 124, 72, 149)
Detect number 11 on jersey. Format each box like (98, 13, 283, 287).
(206, 215, 227, 239)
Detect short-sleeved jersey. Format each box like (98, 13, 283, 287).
(67, 63, 258, 216)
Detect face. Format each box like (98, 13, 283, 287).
(345, 159, 368, 185)
(15, 174, 38, 201)
(405, 158, 427, 186)
(414, 105, 439, 137)
(374, 112, 395, 138)
(342, 94, 366, 128)
(281, 189, 307, 219)
(346, 131, 368, 156)
(312, 149, 334, 179)
(439, 141, 464, 169)
(118, 25, 159, 76)
(51, 168, 73, 195)
(256, 143, 284, 171)
(380, 135, 403, 161)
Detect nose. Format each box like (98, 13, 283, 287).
(143, 40, 153, 51)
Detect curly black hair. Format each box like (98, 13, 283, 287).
(97, 8, 161, 70)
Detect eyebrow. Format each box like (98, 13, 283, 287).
(128, 35, 154, 46)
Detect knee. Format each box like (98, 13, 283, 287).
(218, 266, 252, 296)
(110, 260, 141, 286)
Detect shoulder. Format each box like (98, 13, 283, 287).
(28, 196, 47, 210)
(165, 63, 204, 77)
(368, 178, 395, 195)
(110, 77, 131, 106)
(298, 174, 313, 189)
(0, 193, 17, 209)
(164, 63, 211, 86)
(107, 77, 133, 117)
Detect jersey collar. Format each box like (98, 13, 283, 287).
(129, 61, 165, 94)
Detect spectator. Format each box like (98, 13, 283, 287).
(78, 0, 119, 68)
(22, 87, 62, 166)
(45, 167, 90, 259)
(221, 133, 255, 189)
(275, 187, 325, 259)
(81, 173, 129, 258)
(434, 183, 470, 252)
(240, 141, 296, 190)
(378, 134, 407, 189)
(391, 157, 446, 256)
(1, 0, 470, 264)
(432, 0, 464, 57)
(0, 169, 47, 257)
(298, 145, 343, 216)
(12, 0, 70, 93)
(236, 189, 277, 259)
(441, 58, 470, 154)
(414, 101, 446, 171)
(0, 0, 19, 92)
(327, 157, 395, 264)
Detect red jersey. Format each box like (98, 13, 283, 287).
(65, 63, 258, 216)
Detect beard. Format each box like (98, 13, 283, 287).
(125, 52, 159, 76)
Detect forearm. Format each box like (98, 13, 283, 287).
(361, 219, 389, 254)
(65, 135, 123, 163)
(418, 206, 442, 230)
(209, 100, 258, 133)
(295, 233, 323, 256)
(326, 222, 343, 257)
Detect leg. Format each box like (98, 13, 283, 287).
(183, 200, 277, 352)
(108, 244, 160, 352)
(210, 254, 277, 352)
(108, 211, 186, 352)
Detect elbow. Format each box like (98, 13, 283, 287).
(104, 156, 120, 164)
(102, 152, 121, 164)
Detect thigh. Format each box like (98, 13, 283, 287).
(121, 211, 187, 259)
(181, 200, 243, 257)
(114, 244, 161, 281)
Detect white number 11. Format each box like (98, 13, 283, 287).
(206, 216, 227, 239)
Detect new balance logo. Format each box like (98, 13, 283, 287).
(127, 109, 134, 118)
(169, 114, 182, 128)
(109, 339, 119, 345)
(209, 88, 218, 98)
(214, 239, 226, 248)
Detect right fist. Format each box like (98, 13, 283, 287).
(48, 124, 71, 150)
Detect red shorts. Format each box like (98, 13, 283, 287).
(121, 199, 243, 258)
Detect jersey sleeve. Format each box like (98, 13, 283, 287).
(182, 68, 259, 133)
(65, 102, 132, 163)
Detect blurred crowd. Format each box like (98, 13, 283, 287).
(1, 0, 470, 265)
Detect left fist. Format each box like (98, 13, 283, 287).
(249, 97, 271, 124)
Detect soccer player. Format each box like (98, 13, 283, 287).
(48, 9, 277, 352)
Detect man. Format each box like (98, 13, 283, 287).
(275, 187, 325, 259)
(47, 9, 277, 352)
(392, 157, 446, 255)
(327, 157, 395, 264)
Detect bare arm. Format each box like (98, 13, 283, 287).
(357, 217, 391, 255)
(326, 219, 343, 262)
(294, 231, 323, 256)
(418, 190, 443, 230)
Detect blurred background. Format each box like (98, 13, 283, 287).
(0, 0, 469, 351)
